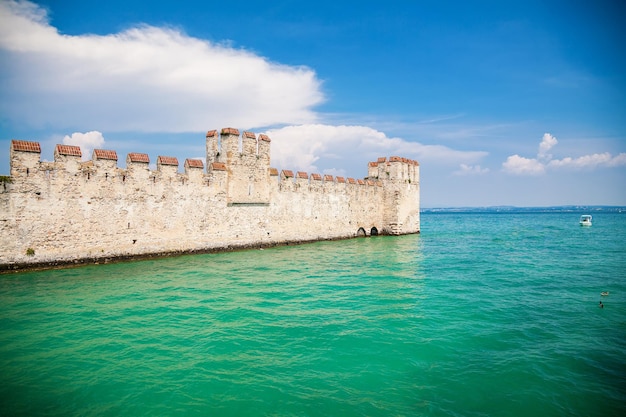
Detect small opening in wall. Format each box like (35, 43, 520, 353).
(122, 175, 126, 182)
(105, 172, 108, 180)
(371, 227, 379, 236)
(87, 172, 90, 180)
(26, 168, 29, 176)
(357, 227, 366, 237)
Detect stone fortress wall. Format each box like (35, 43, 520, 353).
(0, 128, 420, 271)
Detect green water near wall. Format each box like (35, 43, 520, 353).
(1, 212, 625, 416)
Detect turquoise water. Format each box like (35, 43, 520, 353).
(1, 212, 625, 416)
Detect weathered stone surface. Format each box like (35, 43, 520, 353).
(0, 131, 420, 271)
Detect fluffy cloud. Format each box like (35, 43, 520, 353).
(62, 131, 106, 160)
(503, 133, 626, 175)
(452, 164, 490, 176)
(502, 154, 546, 175)
(265, 124, 487, 174)
(0, 0, 323, 132)
(0, 1, 492, 179)
(537, 133, 558, 161)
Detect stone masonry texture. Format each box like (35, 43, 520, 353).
(0, 129, 420, 271)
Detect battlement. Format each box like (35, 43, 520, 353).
(206, 128, 271, 167)
(367, 156, 419, 183)
(8, 140, 205, 182)
(2, 129, 419, 270)
(7, 134, 418, 195)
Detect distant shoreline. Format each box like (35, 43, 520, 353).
(421, 206, 626, 213)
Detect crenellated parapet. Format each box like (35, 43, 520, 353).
(7, 136, 419, 202)
(367, 156, 419, 184)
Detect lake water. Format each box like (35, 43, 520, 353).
(1, 211, 625, 416)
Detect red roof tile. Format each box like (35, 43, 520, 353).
(281, 170, 294, 178)
(368, 162, 378, 167)
(185, 158, 204, 169)
(94, 149, 118, 161)
(269, 167, 279, 176)
(158, 156, 178, 166)
(377, 157, 387, 163)
(297, 171, 308, 179)
(357, 179, 365, 185)
(347, 178, 356, 184)
(221, 127, 239, 136)
(323, 174, 334, 182)
(259, 134, 271, 142)
(206, 130, 218, 138)
(389, 156, 403, 162)
(128, 153, 150, 163)
(11, 140, 41, 153)
(243, 131, 256, 140)
(336, 176, 345, 183)
(211, 162, 227, 171)
(311, 173, 322, 181)
(55, 144, 82, 157)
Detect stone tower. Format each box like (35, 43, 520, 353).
(367, 156, 420, 234)
(206, 128, 272, 205)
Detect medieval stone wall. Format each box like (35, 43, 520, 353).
(0, 128, 419, 270)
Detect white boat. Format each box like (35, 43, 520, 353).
(579, 215, 592, 226)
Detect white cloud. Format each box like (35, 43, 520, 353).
(502, 154, 546, 175)
(0, 1, 494, 180)
(452, 164, 490, 176)
(0, 0, 323, 132)
(608, 153, 626, 167)
(503, 133, 626, 175)
(538, 132, 558, 161)
(547, 152, 626, 169)
(62, 131, 106, 160)
(265, 124, 487, 174)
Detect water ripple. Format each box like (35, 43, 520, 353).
(1, 213, 625, 416)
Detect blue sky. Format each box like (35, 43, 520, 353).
(1, 0, 624, 207)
